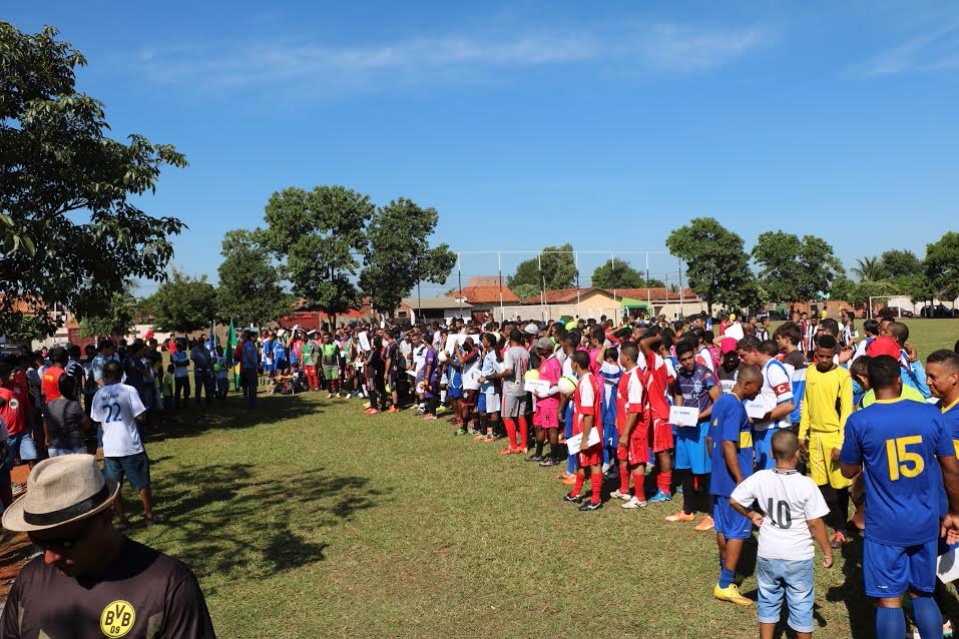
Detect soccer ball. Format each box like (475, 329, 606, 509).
(438, 351, 448, 363)
(213, 364, 222, 373)
(524, 370, 540, 382)
(558, 376, 577, 396)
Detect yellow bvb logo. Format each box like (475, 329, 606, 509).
(100, 600, 136, 638)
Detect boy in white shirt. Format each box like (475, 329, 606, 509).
(91, 360, 160, 529)
(730, 429, 833, 639)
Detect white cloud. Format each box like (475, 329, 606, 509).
(863, 23, 959, 76)
(134, 23, 769, 92)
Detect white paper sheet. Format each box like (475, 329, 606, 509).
(670, 405, 700, 428)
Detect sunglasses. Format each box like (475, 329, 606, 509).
(28, 515, 97, 553)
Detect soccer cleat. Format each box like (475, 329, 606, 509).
(713, 583, 753, 606)
(422, 414, 437, 421)
(601, 462, 611, 474)
(511, 447, 526, 455)
(647, 490, 672, 504)
(525, 454, 543, 463)
(830, 531, 847, 549)
(367, 409, 379, 416)
(387, 406, 400, 414)
(564, 492, 584, 503)
(621, 497, 648, 509)
(665, 511, 696, 523)
(606, 467, 619, 480)
(609, 490, 632, 501)
(694, 515, 715, 532)
(561, 475, 578, 486)
(539, 457, 559, 467)
(578, 501, 603, 512)
(499, 446, 514, 456)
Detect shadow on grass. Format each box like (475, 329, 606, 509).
(146, 394, 323, 443)
(137, 462, 389, 593)
(826, 537, 871, 639)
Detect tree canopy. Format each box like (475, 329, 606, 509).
(851, 256, 885, 282)
(881, 249, 923, 280)
(143, 270, 217, 334)
(260, 186, 374, 325)
(507, 244, 578, 293)
(925, 231, 959, 301)
(78, 291, 136, 339)
(666, 218, 756, 313)
(752, 231, 843, 303)
(590, 259, 665, 289)
(216, 230, 289, 326)
(359, 198, 456, 315)
(0, 23, 186, 340)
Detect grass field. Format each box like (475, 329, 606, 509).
(118, 319, 959, 638)
(771, 318, 959, 356)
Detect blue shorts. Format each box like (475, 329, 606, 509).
(603, 419, 619, 449)
(675, 421, 711, 474)
(6, 431, 38, 467)
(756, 557, 814, 633)
(564, 402, 574, 438)
(863, 537, 937, 598)
(712, 498, 752, 540)
(449, 374, 463, 400)
(752, 429, 777, 471)
(104, 452, 152, 491)
(263, 362, 274, 373)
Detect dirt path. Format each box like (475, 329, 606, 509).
(0, 465, 36, 608)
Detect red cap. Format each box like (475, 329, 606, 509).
(721, 337, 738, 355)
(866, 336, 900, 360)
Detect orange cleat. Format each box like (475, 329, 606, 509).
(664, 511, 695, 523)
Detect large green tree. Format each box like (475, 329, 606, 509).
(77, 290, 136, 339)
(360, 198, 456, 315)
(751, 231, 844, 303)
(260, 186, 373, 326)
(666, 218, 756, 314)
(507, 244, 578, 292)
(881, 249, 923, 280)
(925, 231, 959, 301)
(216, 230, 289, 326)
(0, 23, 186, 340)
(143, 270, 217, 334)
(591, 259, 665, 289)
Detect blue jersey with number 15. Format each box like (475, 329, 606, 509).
(840, 398, 952, 546)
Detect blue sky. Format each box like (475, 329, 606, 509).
(8, 1, 959, 295)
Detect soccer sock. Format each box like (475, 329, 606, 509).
(874, 607, 906, 639)
(910, 595, 942, 639)
(718, 565, 735, 589)
(619, 466, 630, 494)
(571, 474, 585, 497)
(590, 471, 602, 504)
(517, 416, 528, 449)
(682, 470, 695, 514)
(503, 418, 517, 448)
(633, 471, 645, 500)
(657, 470, 671, 495)
(479, 414, 489, 436)
(836, 487, 850, 532)
(535, 440, 544, 457)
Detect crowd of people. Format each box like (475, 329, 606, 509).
(3, 308, 959, 638)
(227, 309, 959, 639)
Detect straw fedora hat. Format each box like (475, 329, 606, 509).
(2, 455, 119, 532)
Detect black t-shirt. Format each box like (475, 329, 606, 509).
(782, 350, 807, 371)
(1, 538, 215, 639)
(44, 398, 86, 449)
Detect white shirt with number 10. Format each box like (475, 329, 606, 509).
(730, 468, 829, 561)
(91, 383, 147, 457)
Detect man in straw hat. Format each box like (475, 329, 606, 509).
(1, 455, 215, 638)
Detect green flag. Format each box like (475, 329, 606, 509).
(226, 319, 238, 390)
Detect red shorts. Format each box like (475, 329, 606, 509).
(535, 406, 559, 429)
(651, 421, 674, 453)
(578, 443, 603, 468)
(304, 365, 316, 377)
(617, 433, 649, 465)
